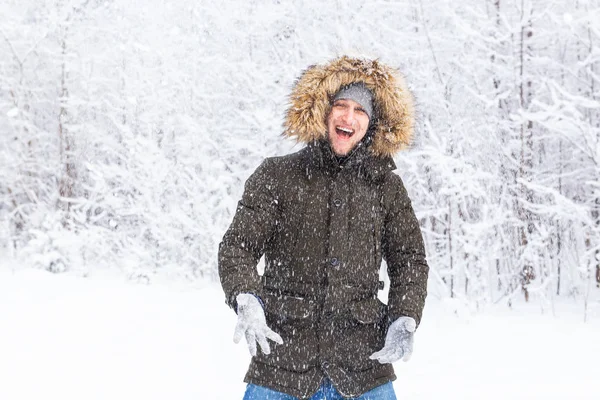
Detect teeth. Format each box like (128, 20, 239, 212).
(337, 126, 353, 133)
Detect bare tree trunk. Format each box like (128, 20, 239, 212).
(57, 29, 76, 222)
(557, 139, 562, 295)
(492, 0, 502, 108)
(589, 17, 600, 288)
(596, 256, 600, 288)
(594, 196, 600, 288)
(494, 0, 504, 295)
(518, 0, 535, 302)
(448, 200, 454, 298)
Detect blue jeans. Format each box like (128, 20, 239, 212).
(243, 378, 397, 399)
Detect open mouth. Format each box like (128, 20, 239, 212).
(335, 126, 354, 138)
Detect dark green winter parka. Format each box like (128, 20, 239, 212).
(218, 56, 429, 399)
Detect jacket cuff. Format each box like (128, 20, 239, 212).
(229, 290, 264, 313)
(387, 308, 420, 329)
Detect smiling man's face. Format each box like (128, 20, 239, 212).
(326, 98, 370, 156)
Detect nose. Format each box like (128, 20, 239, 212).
(341, 108, 355, 124)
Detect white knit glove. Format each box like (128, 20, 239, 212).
(369, 316, 416, 363)
(233, 293, 283, 356)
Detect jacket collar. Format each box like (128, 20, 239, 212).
(304, 139, 396, 183)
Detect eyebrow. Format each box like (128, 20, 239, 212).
(333, 100, 365, 112)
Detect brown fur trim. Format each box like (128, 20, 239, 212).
(283, 56, 415, 158)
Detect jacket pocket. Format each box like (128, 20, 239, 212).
(262, 291, 318, 325)
(256, 291, 320, 371)
(334, 297, 388, 371)
(349, 297, 388, 324)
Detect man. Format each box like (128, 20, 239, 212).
(219, 56, 429, 399)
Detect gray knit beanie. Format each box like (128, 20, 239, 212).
(332, 82, 374, 120)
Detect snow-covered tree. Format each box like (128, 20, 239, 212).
(0, 0, 598, 311)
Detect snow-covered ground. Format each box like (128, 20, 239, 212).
(1, 266, 598, 400)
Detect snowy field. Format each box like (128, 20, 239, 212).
(1, 266, 598, 400)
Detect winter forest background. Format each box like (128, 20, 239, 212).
(1, 0, 599, 317)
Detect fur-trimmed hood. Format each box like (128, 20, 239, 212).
(284, 56, 415, 158)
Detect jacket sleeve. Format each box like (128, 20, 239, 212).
(382, 173, 429, 327)
(218, 159, 279, 311)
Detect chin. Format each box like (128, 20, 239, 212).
(328, 137, 353, 156)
